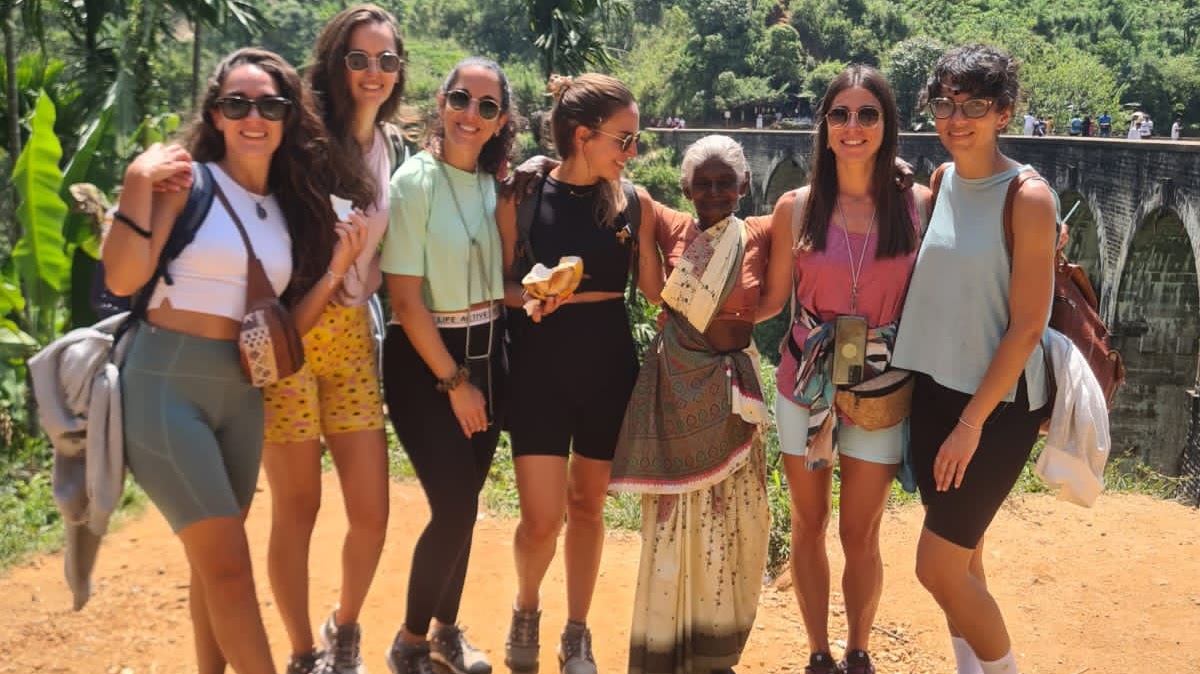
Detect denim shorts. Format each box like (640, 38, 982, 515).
(775, 394, 904, 465)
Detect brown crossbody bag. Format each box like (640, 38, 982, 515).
(212, 183, 305, 387)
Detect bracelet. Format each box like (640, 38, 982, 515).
(325, 269, 346, 289)
(958, 416, 983, 431)
(434, 364, 471, 393)
(113, 210, 151, 239)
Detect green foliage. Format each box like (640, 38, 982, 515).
(804, 59, 848, 101)
(11, 92, 68, 348)
(523, 0, 630, 79)
(882, 36, 944, 128)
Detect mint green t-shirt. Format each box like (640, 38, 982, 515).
(380, 151, 504, 311)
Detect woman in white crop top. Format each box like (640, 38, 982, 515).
(102, 48, 367, 674)
(257, 6, 406, 674)
(891, 45, 1058, 674)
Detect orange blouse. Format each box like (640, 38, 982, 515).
(653, 202, 772, 323)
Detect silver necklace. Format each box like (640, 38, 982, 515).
(836, 197, 876, 314)
(226, 176, 269, 219)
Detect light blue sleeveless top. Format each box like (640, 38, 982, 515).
(892, 164, 1050, 409)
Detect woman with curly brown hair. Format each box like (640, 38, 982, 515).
(103, 48, 367, 674)
(258, 5, 406, 673)
(380, 56, 515, 674)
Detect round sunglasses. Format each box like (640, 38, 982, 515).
(825, 106, 881, 129)
(445, 89, 502, 121)
(344, 50, 403, 74)
(593, 128, 641, 153)
(214, 95, 292, 122)
(928, 97, 994, 120)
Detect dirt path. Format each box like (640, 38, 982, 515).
(2, 473, 1198, 674)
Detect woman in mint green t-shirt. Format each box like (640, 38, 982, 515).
(377, 56, 514, 674)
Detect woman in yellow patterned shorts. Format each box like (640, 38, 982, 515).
(259, 5, 407, 674)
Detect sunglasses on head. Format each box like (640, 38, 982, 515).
(344, 50, 403, 73)
(214, 95, 292, 122)
(825, 106, 881, 129)
(593, 128, 641, 153)
(928, 97, 995, 120)
(445, 89, 502, 121)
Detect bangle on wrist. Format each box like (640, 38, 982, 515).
(958, 416, 983, 431)
(325, 268, 346, 288)
(435, 364, 470, 393)
(113, 210, 151, 239)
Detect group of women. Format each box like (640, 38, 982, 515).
(103, 0, 1055, 669)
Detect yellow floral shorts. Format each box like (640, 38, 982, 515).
(263, 303, 384, 443)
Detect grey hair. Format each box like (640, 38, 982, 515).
(680, 134, 750, 190)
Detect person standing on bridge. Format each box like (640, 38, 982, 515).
(772, 64, 929, 674)
(892, 44, 1057, 674)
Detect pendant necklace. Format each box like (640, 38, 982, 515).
(836, 197, 876, 314)
(228, 176, 269, 219)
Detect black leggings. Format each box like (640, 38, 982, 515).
(383, 322, 506, 634)
(910, 372, 1046, 549)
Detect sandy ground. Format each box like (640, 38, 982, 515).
(2, 472, 1198, 674)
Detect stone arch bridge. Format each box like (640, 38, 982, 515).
(660, 129, 1200, 475)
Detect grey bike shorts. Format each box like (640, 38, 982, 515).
(121, 322, 264, 532)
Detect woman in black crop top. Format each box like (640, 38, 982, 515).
(495, 73, 660, 674)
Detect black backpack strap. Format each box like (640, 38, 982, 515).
(513, 175, 546, 279)
(382, 122, 407, 173)
(620, 180, 642, 308)
(129, 161, 215, 318)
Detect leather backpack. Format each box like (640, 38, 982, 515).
(930, 163, 1126, 407)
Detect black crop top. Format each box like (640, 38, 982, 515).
(529, 176, 633, 294)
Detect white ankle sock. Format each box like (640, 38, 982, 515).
(979, 650, 1019, 674)
(950, 637, 984, 674)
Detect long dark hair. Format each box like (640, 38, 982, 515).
(308, 3, 406, 200)
(425, 56, 516, 176)
(800, 65, 916, 259)
(548, 72, 636, 229)
(184, 48, 371, 304)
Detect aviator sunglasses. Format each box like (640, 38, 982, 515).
(593, 128, 641, 153)
(214, 95, 292, 121)
(445, 89, 502, 120)
(927, 97, 995, 120)
(825, 106, 882, 129)
(344, 50, 403, 73)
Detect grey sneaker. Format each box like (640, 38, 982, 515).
(429, 624, 492, 674)
(319, 610, 366, 674)
(556, 622, 596, 674)
(386, 637, 436, 674)
(504, 607, 541, 672)
(286, 648, 332, 674)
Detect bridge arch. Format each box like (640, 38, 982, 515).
(761, 154, 809, 214)
(1059, 190, 1103, 292)
(1110, 206, 1200, 472)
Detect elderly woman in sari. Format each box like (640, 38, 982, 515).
(609, 134, 792, 674)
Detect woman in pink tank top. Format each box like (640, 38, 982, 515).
(771, 66, 930, 674)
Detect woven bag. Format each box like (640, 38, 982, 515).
(835, 368, 913, 431)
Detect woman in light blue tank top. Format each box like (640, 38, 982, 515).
(891, 45, 1058, 674)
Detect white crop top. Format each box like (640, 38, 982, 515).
(148, 162, 292, 321)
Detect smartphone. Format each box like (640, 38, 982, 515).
(330, 195, 354, 221)
(832, 315, 868, 387)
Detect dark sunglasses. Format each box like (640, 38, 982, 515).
(825, 106, 881, 129)
(928, 97, 994, 120)
(344, 50, 403, 73)
(593, 128, 641, 153)
(214, 95, 292, 121)
(445, 89, 502, 121)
